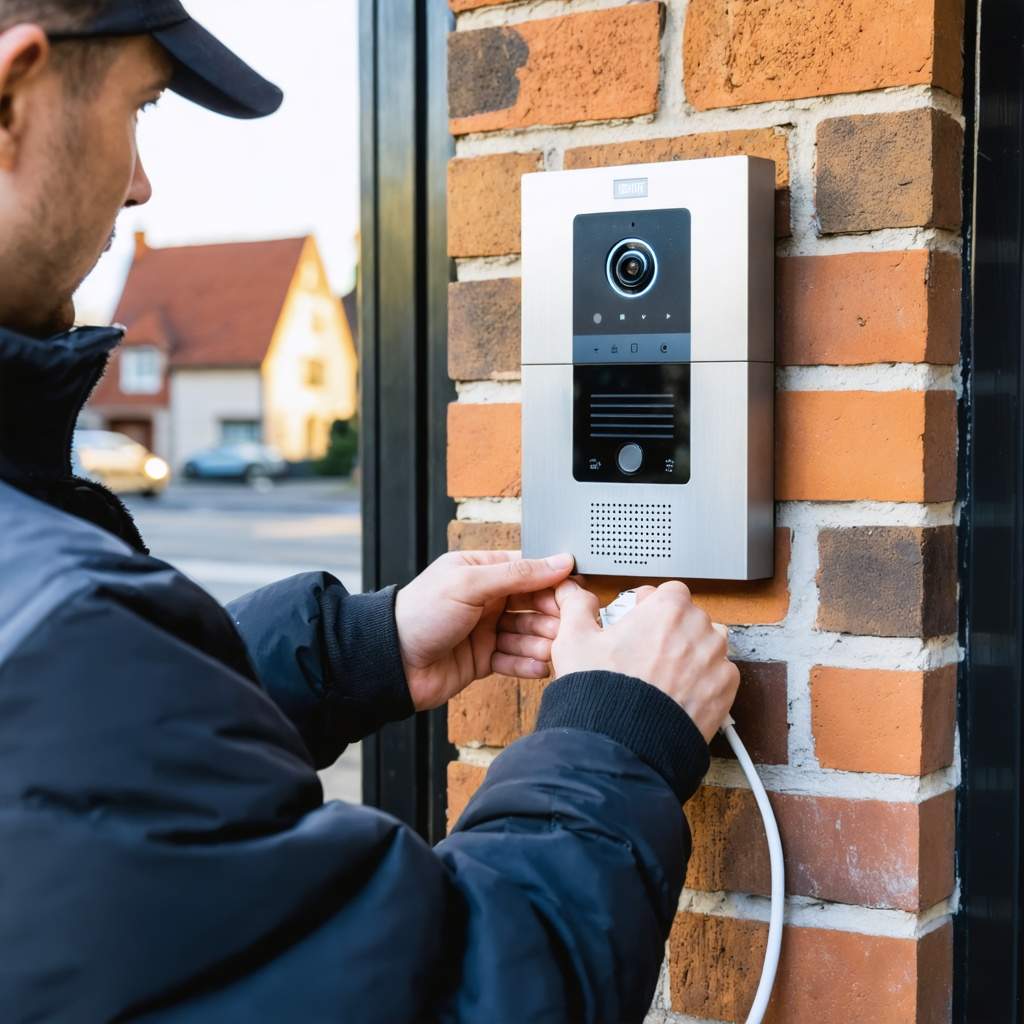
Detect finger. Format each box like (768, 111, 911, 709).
(454, 549, 522, 566)
(459, 554, 576, 605)
(712, 622, 729, 641)
(655, 579, 692, 602)
(492, 652, 550, 678)
(496, 631, 552, 661)
(506, 589, 560, 616)
(634, 585, 657, 604)
(498, 611, 560, 640)
(554, 579, 601, 635)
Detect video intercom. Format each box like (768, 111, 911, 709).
(520, 156, 775, 580)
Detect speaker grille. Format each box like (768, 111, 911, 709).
(589, 502, 672, 566)
(589, 392, 675, 440)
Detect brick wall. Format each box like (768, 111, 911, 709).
(445, 1, 963, 1021)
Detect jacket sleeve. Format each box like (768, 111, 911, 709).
(2, 567, 708, 1023)
(227, 572, 414, 767)
(433, 671, 709, 1023)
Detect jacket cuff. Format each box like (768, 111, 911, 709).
(534, 672, 710, 804)
(319, 584, 414, 736)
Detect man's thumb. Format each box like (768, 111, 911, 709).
(460, 553, 575, 604)
(554, 579, 601, 635)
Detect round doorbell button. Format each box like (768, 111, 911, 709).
(617, 443, 644, 474)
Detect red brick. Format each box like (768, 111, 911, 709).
(449, 4, 662, 134)
(565, 127, 792, 236)
(518, 676, 551, 735)
(448, 152, 542, 258)
(777, 251, 961, 365)
(817, 526, 957, 638)
(448, 675, 520, 748)
(447, 403, 521, 498)
(447, 761, 486, 833)
(812, 665, 956, 775)
(585, 528, 792, 626)
(684, 0, 963, 110)
(686, 788, 954, 911)
(709, 661, 788, 765)
(669, 914, 952, 1023)
(776, 390, 957, 502)
(816, 109, 963, 233)
(448, 278, 521, 381)
(447, 520, 521, 553)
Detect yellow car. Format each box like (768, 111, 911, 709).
(73, 430, 171, 498)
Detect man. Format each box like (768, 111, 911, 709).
(0, 2, 740, 1021)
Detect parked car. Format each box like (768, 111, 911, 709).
(73, 430, 170, 497)
(183, 443, 287, 483)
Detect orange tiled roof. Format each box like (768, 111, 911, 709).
(121, 309, 173, 351)
(113, 236, 307, 368)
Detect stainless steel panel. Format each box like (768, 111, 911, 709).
(521, 156, 775, 581)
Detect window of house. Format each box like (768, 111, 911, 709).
(305, 358, 326, 388)
(120, 346, 162, 395)
(220, 420, 262, 444)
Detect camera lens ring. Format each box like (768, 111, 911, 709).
(606, 238, 658, 298)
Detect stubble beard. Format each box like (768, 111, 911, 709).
(8, 114, 109, 338)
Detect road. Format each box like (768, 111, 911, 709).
(125, 478, 362, 803)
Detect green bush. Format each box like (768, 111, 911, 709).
(317, 417, 359, 478)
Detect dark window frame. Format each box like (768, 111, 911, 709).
(358, 0, 455, 845)
(955, 0, 1024, 1018)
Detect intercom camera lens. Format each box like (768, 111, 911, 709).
(607, 239, 657, 297)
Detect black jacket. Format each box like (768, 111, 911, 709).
(0, 324, 710, 1023)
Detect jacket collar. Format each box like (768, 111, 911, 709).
(0, 323, 123, 484)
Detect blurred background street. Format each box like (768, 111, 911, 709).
(125, 478, 362, 803)
(125, 478, 360, 604)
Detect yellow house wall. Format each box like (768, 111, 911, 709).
(261, 238, 358, 462)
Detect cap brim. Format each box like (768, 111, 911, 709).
(153, 18, 283, 120)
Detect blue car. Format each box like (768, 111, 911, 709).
(182, 442, 287, 483)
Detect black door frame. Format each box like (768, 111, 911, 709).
(358, 0, 455, 845)
(955, 0, 1024, 1019)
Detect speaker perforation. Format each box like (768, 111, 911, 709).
(588, 501, 672, 566)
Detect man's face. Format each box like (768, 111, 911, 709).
(0, 31, 171, 337)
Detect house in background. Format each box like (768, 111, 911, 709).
(86, 233, 358, 469)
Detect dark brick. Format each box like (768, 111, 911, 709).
(448, 278, 521, 381)
(448, 26, 528, 120)
(817, 526, 957, 637)
(709, 661, 789, 765)
(816, 109, 962, 234)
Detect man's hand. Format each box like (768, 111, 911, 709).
(394, 550, 574, 712)
(551, 579, 740, 742)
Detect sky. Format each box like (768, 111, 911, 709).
(74, 0, 361, 325)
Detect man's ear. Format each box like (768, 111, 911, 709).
(0, 25, 52, 172)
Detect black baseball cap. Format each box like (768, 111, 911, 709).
(48, 0, 283, 119)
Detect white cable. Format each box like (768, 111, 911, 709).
(719, 715, 784, 1024)
(600, 591, 784, 1024)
